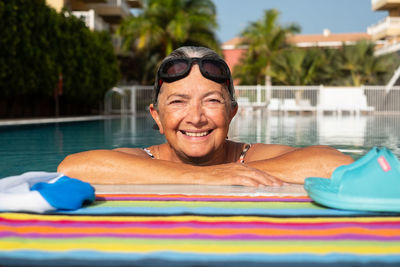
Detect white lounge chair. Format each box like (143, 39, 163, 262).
(317, 87, 374, 115)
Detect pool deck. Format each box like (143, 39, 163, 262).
(94, 184, 308, 196)
(0, 115, 122, 126)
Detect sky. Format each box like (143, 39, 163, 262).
(214, 0, 388, 43)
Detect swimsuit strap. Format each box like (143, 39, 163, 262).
(145, 145, 251, 162)
(143, 148, 155, 159)
(238, 143, 251, 163)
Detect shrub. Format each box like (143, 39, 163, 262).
(0, 0, 119, 117)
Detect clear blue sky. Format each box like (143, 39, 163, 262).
(214, 0, 388, 43)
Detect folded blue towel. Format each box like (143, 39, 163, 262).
(0, 172, 95, 213)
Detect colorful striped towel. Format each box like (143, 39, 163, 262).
(1, 193, 400, 266)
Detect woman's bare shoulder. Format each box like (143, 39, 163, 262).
(245, 143, 297, 162)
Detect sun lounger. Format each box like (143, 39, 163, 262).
(317, 87, 374, 115)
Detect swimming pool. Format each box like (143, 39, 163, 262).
(1, 114, 400, 178)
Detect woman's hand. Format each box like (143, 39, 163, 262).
(196, 163, 284, 187)
(58, 149, 284, 187)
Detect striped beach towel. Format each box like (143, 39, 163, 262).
(1, 193, 400, 266)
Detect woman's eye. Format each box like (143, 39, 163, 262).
(169, 100, 184, 104)
(207, 98, 222, 103)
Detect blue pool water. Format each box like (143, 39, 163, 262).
(1, 114, 400, 178)
(0, 116, 164, 177)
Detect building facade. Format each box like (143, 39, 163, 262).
(368, 0, 400, 55)
(46, 0, 141, 32)
(222, 30, 371, 76)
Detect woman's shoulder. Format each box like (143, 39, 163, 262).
(245, 143, 297, 162)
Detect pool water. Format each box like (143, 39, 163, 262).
(231, 114, 400, 157)
(1, 114, 400, 178)
(0, 116, 164, 178)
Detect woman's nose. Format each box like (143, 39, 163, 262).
(186, 101, 207, 125)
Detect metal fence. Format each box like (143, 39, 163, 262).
(105, 85, 153, 114)
(104, 85, 400, 115)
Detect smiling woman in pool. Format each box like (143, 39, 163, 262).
(58, 46, 353, 186)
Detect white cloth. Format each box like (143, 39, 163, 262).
(0, 172, 62, 213)
(0, 172, 95, 213)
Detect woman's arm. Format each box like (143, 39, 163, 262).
(245, 144, 354, 184)
(57, 149, 283, 186)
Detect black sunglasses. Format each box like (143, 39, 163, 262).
(155, 57, 232, 99)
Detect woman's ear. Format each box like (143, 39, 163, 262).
(229, 101, 238, 121)
(149, 104, 164, 134)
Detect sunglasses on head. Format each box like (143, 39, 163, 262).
(156, 57, 232, 98)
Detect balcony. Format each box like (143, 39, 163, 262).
(72, 10, 110, 31)
(367, 16, 400, 40)
(374, 41, 400, 55)
(87, 0, 133, 24)
(372, 0, 400, 11)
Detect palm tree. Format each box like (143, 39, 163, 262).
(269, 47, 327, 104)
(118, 0, 220, 59)
(270, 47, 325, 85)
(338, 41, 371, 86)
(313, 48, 342, 86)
(336, 40, 399, 86)
(234, 9, 300, 85)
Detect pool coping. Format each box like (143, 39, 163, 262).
(0, 115, 123, 126)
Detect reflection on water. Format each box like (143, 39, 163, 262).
(230, 112, 318, 146)
(103, 115, 165, 148)
(1, 114, 400, 177)
(230, 112, 400, 158)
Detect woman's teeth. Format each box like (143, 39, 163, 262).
(183, 131, 209, 137)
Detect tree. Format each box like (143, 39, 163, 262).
(270, 47, 325, 85)
(234, 9, 300, 85)
(117, 0, 220, 84)
(268, 47, 327, 104)
(0, 0, 119, 117)
(335, 41, 399, 86)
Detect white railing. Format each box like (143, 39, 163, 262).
(72, 10, 109, 31)
(105, 87, 129, 114)
(367, 16, 400, 36)
(106, 85, 400, 115)
(105, 85, 153, 114)
(374, 41, 400, 55)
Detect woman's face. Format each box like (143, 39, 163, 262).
(150, 64, 237, 162)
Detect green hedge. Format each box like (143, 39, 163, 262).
(0, 0, 119, 117)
